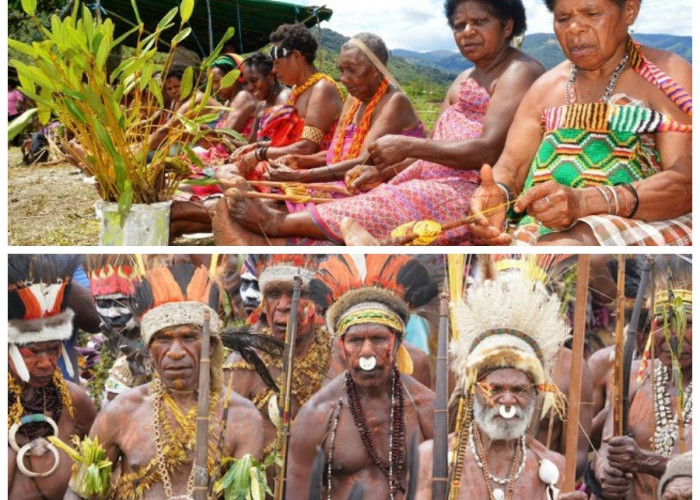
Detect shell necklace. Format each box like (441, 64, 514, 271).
(652, 363, 692, 456)
(566, 51, 630, 104)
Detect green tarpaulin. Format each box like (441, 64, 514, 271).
(98, 0, 332, 56)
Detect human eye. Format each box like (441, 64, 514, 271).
(452, 22, 466, 32)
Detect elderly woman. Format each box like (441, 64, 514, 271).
(213, 0, 545, 245)
(260, 32, 424, 185)
(232, 23, 344, 178)
(471, 0, 692, 246)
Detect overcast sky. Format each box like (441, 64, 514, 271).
(294, 0, 693, 52)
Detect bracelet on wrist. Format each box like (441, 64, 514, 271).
(496, 182, 514, 205)
(595, 185, 612, 214)
(621, 183, 640, 218)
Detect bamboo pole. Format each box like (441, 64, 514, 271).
(432, 284, 450, 500)
(562, 254, 590, 492)
(273, 275, 302, 500)
(193, 309, 212, 500)
(613, 255, 627, 437)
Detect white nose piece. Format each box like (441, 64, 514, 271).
(499, 405, 516, 419)
(359, 356, 377, 371)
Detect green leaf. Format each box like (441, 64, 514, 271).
(148, 78, 164, 109)
(157, 7, 179, 30)
(7, 38, 36, 57)
(130, 0, 142, 25)
(201, 27, 235, 67)
(111, 24, 140, 50)
(182, 144, 204, 169)
(8, 109, 37, 141)
(171, 27, 192, 47)
(180, 66, 194, 101)
(65, 98, 88, 124)
(117, 182, 134, 221)
(219, 70, 241, 94)
(180, 0, 195, 23)
(20, 0, 36, 16)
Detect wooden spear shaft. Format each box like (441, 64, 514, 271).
(273, 275, 302, 500)
(193, 309, 212, 500)
(432, 286, 450, 500)
(562, 254, 590, 492)
(613, 255, 627, 438)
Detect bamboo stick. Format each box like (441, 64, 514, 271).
(193, 309, 212, 500)
(562, 254, 590, 492)
(432, 284, 450, 500)
(613, 255, 627, 437)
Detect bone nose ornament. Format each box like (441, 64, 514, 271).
(499, 405, 516, 419)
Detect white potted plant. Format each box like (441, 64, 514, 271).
(9, 0, 240, 245)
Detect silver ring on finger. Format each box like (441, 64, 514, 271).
(545, 195, 552, 207)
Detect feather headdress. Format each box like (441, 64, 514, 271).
(8, 254, 81, 382)
(450, 255, 571, 394)
(310, 254, 439, 337)
(85, 254, 140, 298)
(651, 254, 692, 313)
(132, 262, 221, 345)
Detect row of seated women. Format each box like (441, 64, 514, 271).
(170, 0, 692, 246)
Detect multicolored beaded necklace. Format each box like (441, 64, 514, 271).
(330, 79, 390, 163)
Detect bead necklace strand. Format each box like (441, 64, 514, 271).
(566, 52, 630, 105)
(471, 422, 526, 500)
(652, 363, 692, 456)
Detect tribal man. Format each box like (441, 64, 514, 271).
(416, 261, 573, 500)
(287, 254, 437, 499)
(8, 255, 96, 500)
(592, 256, 692, 500)
(64, 263, 263, 500)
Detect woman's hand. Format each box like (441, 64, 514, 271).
(276, 154, 313, 170)
(215, 163, 243, 183)
(265, 164, 306, 182)
(231, 142, 257, 159)
(236, 151, 259, 178)
(368, 135, 411, 168)
(514, 180, 583, 230)
(469, 164, 510, 245)
(345, 164, 382, 194)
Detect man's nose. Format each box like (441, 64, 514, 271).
(167, 340, 186, 359)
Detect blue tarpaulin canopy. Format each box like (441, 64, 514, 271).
(97, 0, 332, 56)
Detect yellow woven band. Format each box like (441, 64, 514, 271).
(654, 288, 692, 316)
(301, 125, 324, 145)
(336, 308, 404, 338)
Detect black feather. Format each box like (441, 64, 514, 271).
(308, 445, 326, 500)
(397, 258, 439, 309)
(346, 482, 365, 500)
(221, 327, 284, 392)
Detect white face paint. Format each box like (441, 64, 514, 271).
(499, 404, 517, 419)
(359, 356, 377, 371)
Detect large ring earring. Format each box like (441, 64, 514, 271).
(16, 438, 61, 478)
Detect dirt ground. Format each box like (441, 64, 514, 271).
(8, 148, 102, 246)
(7, 148, 213, 246)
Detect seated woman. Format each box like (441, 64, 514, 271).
(470, 0, 692, 246)
(242, 52, 291, 140)
(212, 0, 545, 245)
(230, 22, 344, 178)
(258, 32, 424, 187)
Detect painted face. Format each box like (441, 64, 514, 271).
(338, 48, 380, 102)
(240, 272, 261, 316)
(473, 368, 536, 441)
(552, 0, 638, 70)
(164, 76, 182, 102)
(149, 325, 201, 391)
(95, 294, 135, 333)
(262, 283, 314, 341)
(341, 323, 397, 387)
(271, 45, 298, 86)
(653, 316, 692, 372)
(451, 1, 513, 65)
(243, 66, 275, 102)
(10, 341, 63, 388)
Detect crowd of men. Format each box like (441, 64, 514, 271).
(7, 253, 692, 499)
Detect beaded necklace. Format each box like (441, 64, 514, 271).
(114, 376, 220, 500)
(331, 79, 389, 164)
(652, 363, 692, 456)
(469, 422, 527, 500)
(566, 52, 630, 105)
(344, 367, 406, 499)
(287, 73, 343, 107)
(8, 371, 73, 441)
